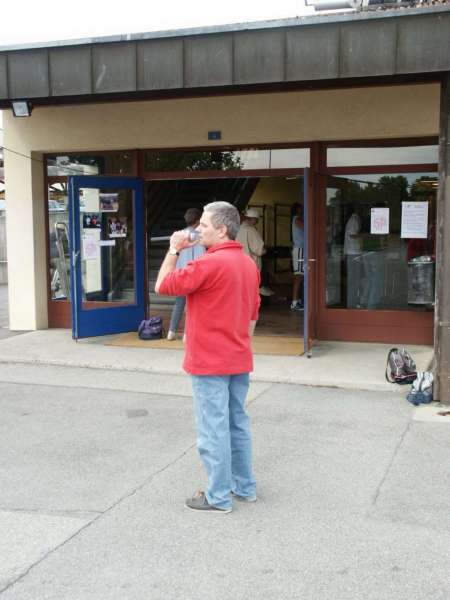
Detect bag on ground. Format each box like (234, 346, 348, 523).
(138, 317, 164, 340)
(385, 347, 417, 384)
(407, 371, 434, 405)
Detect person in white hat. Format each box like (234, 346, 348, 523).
(237, 208, 274, 296)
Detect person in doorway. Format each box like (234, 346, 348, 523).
(237, 207, 273, 296)
(167, 208, 205, 340)
(155, 201, 260, 513)
(344, 204, 364, 308)
(291, 202, 304, 311)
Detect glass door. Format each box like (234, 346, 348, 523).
(68, 176, 145, 339)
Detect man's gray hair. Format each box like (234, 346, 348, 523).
(203, 201, 240, 240)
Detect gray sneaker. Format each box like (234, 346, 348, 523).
(185, 491, 232, 513)
(231, 491, 257, 503)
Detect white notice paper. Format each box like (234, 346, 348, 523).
(371, 207, 389, 235)
(82, 232, 100, 261)
(82, 188, 100, 212)
(401, 202, 428, 239)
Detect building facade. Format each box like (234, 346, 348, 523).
(0, 7, 449, 399)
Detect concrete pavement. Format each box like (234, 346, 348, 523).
(0, 284, 434, 392)
(0, 328, 434, 393)
(0, 363, 449, 600)
(0, 285, 26, 340)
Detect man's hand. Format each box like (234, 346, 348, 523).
(170, 230, 198, 252)
(155, 230, 198, 294)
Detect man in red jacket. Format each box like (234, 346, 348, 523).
(155, 201, 260, 513)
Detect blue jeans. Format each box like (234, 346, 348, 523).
(191, 373, 256, 510)
(169, 296, 186, 332)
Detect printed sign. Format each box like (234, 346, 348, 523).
(370, 207, 389, 235)
(82, 188, 100, 212)
(401, 202, 428, 239)
(82, 233, 99, 261)
(100, 193, 119, 212)
(107, 217, 127, 238)
(83, 213, 101, 229)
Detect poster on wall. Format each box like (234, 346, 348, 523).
(100, 193, 119, 212)
(82, 188, 100, 212)
(83, 213, 101, 229)
(82, 229, 102, 293)
(401, 202, 428, 239)
(107, 217, 127, 238)
(82, 232, 100, 261)
(370, 207, 389, 235)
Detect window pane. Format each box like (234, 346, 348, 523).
(47, 152, 135, 176)
(143, 147, 309, 172)
(80, 188, 136, 307)
(48, 183, 70, 300)
(327, 145, 438, 167)
(143, 150, 247, 172)
(270, 148, 310, 168)
(325, 173, 437, 311)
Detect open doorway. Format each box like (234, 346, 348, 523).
(145, 176, 305, 345)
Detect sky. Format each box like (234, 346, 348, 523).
(0, 1, 314, 47)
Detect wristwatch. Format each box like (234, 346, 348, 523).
(168, 247, 180, 256)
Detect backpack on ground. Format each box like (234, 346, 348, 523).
(138, 317, 164, 340)
(406, 371, 434, 405)
(385, 347, 417, 384)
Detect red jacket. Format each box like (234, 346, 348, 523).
(159, 241, 260, 375)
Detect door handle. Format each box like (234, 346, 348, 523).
(72, 250, 80, 268)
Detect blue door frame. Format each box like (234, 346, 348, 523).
(69, 176, 145, 339)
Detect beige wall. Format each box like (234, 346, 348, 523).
(4, 150, 47, 330)
(2, 83, 440, 329)
(3, 83, 440, 153)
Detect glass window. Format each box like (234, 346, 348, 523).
(143, 147, 310, 172)
(325, 173, 437, 311)
(327, 145, 438, 167)
(79, 188, 136, 307)
(47, 152, 135, 176)
(48, 182, 70, 300)
(270, 148, 310, 169)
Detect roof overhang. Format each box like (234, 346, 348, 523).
(0, 7, 449, 110)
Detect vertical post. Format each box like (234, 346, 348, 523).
(303, 169, 311, 357)
(4, 145, 48, 330)
(435, 75, 450, 404)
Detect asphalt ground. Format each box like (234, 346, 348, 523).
(0, 363, 449, 600)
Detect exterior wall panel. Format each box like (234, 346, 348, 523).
(234, 30, 285, 84)
(49, 47, 92, 96)
(8, 50, 49, 98)
(397, 13, 450, 73)
(340, 20, 397, 77)
(0, 55, 7, 99)
(1, 10, 450, 103)
(92, 43, 136, 94)
(184, 35, 233, 88)
(286, 25, 339, 81)
(137, 39, 183, 90)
